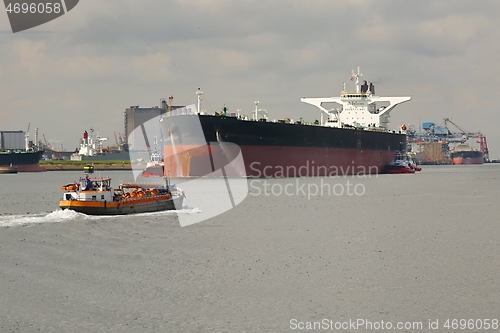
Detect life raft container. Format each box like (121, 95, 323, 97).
(62, 184, 77, 191)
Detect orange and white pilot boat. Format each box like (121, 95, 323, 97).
(59, 168, 184, 215)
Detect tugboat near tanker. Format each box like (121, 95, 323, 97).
(141, 137, 165, 177)
(384, 142, 422, 174)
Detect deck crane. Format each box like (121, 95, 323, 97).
(43, 134, 49, 149)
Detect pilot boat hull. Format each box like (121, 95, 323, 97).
(59, 195, 183, 215)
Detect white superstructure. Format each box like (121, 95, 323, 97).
(145, 137, 163, 168)
(301, 67, 411, 129)
(70, 129, 108, 160)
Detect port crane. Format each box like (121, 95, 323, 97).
(476, 134, 490, 162)
(442, 118, 481, 141)
(42, 134, 50, 150)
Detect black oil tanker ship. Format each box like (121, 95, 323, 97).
(0, 130, 45, 172)
(0, 149, 45, 172)
(158, 68, 412, 178)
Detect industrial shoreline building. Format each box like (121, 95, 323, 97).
(124, 98, 184, 150)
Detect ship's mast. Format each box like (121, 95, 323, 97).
(351, 66, 362, 93)
(153, 136, 157, 153)
(168, 96, 173, 116)
(35, 128, 38, 150)
(25, 122, 30, 150)
(254, 101, 259, 121)
(196, 88, 203, 114)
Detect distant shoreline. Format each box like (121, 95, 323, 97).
(40, 161, 133, 171)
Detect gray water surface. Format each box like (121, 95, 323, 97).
(0, 166, 499, 332)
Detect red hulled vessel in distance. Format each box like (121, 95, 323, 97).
(158, 68, 412, 178)
(451, 144, 484, 165)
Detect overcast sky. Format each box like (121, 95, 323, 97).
(1, 0, 499, 157)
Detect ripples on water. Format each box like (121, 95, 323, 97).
(0, 208, 201, 228)
(1, 165, 499, 228)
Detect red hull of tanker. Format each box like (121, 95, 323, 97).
(452, 157, 484, 165)
(163, 144, 394, 177)
(451, 150, 484, 165)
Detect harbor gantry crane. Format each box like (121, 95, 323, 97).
(43, 134, 49, 150)
(442, 118, 481, 142)
(477, 134, 490, 162)
(443, 118, 468, 134)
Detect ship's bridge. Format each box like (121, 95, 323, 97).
(340, 92, 370, 100)
(301, 67, 411, 129)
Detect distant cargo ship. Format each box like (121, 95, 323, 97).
(0, 150, 45, 172)
(70, 129, 148, 161)
(0, 130, 45, 172)
(160, 68, 412, 177)
(451, 144, 484, 165)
